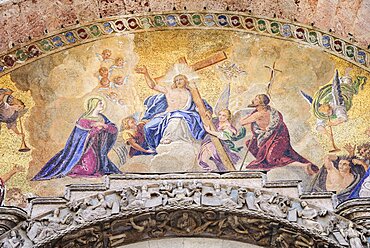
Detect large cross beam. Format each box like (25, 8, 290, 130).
(155, 51, 236, 171)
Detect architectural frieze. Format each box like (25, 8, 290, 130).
(1, 179, 368, 247)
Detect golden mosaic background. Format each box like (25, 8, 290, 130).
(0, 29, 369, 198)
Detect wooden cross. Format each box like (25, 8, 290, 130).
(155, 51, 236, 171)
(264, 61, 282, 98)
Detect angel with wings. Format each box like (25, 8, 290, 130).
(121, 114, 155, 158)
(197, 83, 246, 172)
(300, 69, 367, 151)
(301, 70, 348, 135)
(301, 69, 367, 133)
(95, 49, 114, 68)
(0, 88, 27, 136)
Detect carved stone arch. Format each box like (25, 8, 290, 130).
(42, 206, 340, 248)
(1, 178, 366, 247)
(0, 207, 27, 236)
(115, 237, 264, 248)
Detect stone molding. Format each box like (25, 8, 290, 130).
(0, 179, 369, 247)
(336, 198, 370, 231)
(0, 207, 27, 237)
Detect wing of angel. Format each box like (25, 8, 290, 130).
(132, 112, 142, 123)
(214, 83, 230, 115)
(95, 53, 103, 61)
(299, 90, 313, 105)
(331, 69, 345, 107)
(232, 109, 254, 130)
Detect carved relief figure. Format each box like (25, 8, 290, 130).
(166, 181, 193, 206)
(127, 185, 150, 208)
(1, 230, 24, 248)
(176, 212, 197, 233)
(298, 201, 325, 233)
(32, 97, 122, 180)
(253, 190, 289, 218)
(339, 223, 366, 248)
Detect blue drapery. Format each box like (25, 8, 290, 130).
(348, 168, 370, 199)
(142, 93, 212, 149)
(32, 114, 121, 181)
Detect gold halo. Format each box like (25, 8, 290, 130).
(161, 63, 199, 84)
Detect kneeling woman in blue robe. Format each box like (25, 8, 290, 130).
(32, 97, 122, 181)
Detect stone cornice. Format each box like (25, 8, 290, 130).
(1, 180, 368, 247)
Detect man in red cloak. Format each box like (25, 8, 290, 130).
(240, 94, 318, 175)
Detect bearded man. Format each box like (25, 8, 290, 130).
(240, 94, 318, 175)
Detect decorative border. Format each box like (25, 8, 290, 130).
(3, 180, 366, 247)
(0, 11, 369, 76)
(43, 207, 341, 248)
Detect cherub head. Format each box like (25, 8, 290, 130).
(99, 67, 109, 78)
(114, 57, 125, 67)
(357, 143, 370, 160)
(121, 116, 137, 130)
(99, 77, 110, 88)
(102, 49, 112, 60)
(112, 76, 124, 85)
